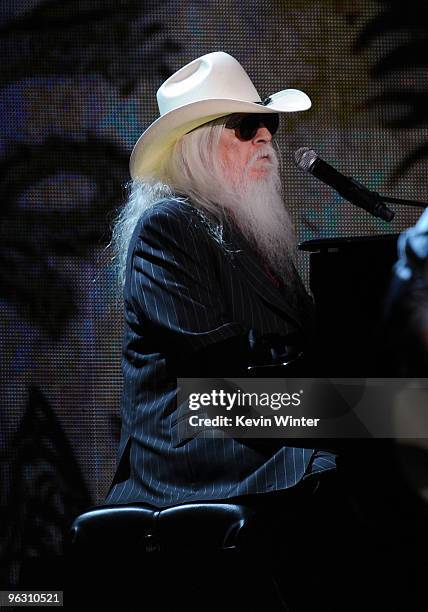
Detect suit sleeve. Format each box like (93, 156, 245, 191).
(127, 202, 250, 367)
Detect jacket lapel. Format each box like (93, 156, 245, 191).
(222, 224, 311, 330)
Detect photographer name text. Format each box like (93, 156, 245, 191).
(189, 415, 320, 428)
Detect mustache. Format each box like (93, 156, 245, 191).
(245, 144, 278, 171)
(223, 144, 280, 190)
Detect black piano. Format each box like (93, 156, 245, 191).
(300, 234, 399, 376)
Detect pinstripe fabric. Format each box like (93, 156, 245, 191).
(104, 198, 337, 509)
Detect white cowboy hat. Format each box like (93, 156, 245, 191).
(130, 51, 312, 179)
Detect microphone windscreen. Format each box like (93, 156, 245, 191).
(294, 147, 317, 172)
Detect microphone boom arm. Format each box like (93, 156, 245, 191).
(378, 195, 428, 209)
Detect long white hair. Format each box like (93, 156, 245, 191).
(109, 116, 232, 295)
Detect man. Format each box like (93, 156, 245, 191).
(382, 206, 428, 374)
(104, 51, 337, 509)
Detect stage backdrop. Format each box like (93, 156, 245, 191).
(1, 0, 427, 587)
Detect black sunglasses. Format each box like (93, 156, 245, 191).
(224, 113, 279, 141)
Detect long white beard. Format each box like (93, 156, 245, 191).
(217, 144, 304, 304)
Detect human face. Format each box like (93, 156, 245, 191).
(217, 115, 276, 183)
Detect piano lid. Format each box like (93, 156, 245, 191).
(299, 233, 399, 253)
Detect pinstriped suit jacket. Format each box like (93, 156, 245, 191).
(104, 198, 336, 508)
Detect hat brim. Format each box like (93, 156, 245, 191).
(130, 88, 311, 179)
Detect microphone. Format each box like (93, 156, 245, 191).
(294, 147, 395, 222)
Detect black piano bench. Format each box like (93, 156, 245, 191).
(66, 502, 292, 611)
